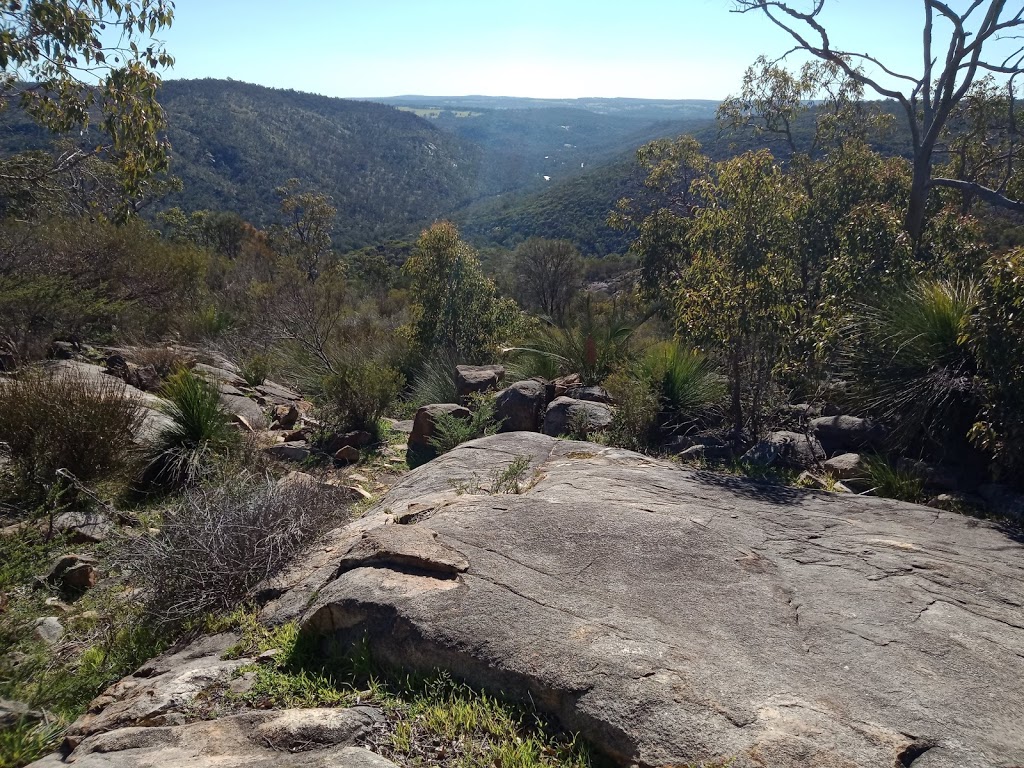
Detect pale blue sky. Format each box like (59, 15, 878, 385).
(159, 1, 966, 100)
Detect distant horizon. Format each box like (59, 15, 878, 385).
(159, 76, 725, 103)
(160, 1, 934, 102)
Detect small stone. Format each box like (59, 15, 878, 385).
(263, 441, 311, 462)
(228, 670, 257, 695)
(33, 616, 64, 645)
(798, 471, 829, 490)
(334, 446, 360, 464)
(46, 554, 99, 593)
(272, 404, 300, 430)
(256, 649, 280, 665)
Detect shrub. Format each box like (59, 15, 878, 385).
(971, 249, 1024, 481)
(603, 371, 659, 451)
(121, 474, 341, 626)
(506, 302, 635, 385)
(863, 455, 925, 503)
(320, 362, 405, 435)
(408, 350, 460, 407)
(429, 396, 500, 456)
(844, 278, 981, 452)
(239, 353, 272, 387)
(144, 367, 237, 488)
(639, 342, 723, 432)
(133, 347, 189, 380)
(0, 368, 144, 495)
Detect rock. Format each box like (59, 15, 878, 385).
(407, 404, 471, 463)
(46, 554, 99, 593)
(927, 493, 986, 513)
(564, 385, 614, 404)
(63, 633, 247, 745)
(0, 698, 46, 729)
(742, 430, 824, 469)
(823, 452, 864, 479)
(542, 396, 614, 437)
(271, 404, 300, 430)
(52, 511, 113, 544)
(495, 380, 546, 432)
(267, 432, 1024, 768)
(219, 394, 267, 429)
(677, 444, 706, 461)
(0, 351, 16, 371)
(777, 403, 819, 428)
(551, 374, 582, 398)
(325, 431, 374, 452)
(193, 363, 245, 387)
(334, 446, 360, 464)
(228, 671, 257, 695)
(977, 484, 1024, 523)
(263, 442, 311, 463)
(32, 617, 64, 645)
(810, 415, 885, 454)
(256, 381, 302, 406)
(29, 710, 393, 768)
(48, 340, 77, 359)
(383, 418, 414, 436)
(455, 364, 505, 399)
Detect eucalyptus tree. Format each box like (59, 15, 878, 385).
(732, 0, 1024, 244)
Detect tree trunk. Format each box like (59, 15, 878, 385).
(906, 153, 933, 247)
(730, 345, 743, 453)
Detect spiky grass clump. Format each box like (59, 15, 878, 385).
(145, 367, 237, 488)
(863, 455, 925, 503)
(409, 349, 461, 407)
(0, 368, 144, 496)
(845, 278, 981, 449)
(640, 341, 723, 430)
(505, 317, 634, 385)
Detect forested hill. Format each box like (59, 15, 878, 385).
(157, 80, 483, 249)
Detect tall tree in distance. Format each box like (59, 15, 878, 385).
(513, 237, 583, 325)
(732, 1, 1024, 244)
(1, 0, 176, 208)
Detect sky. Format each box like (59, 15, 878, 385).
(158, 1, 967, 100)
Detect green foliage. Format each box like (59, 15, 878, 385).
(408, 350, 460, 407)
(0, 368, 144, 496)
(863, 456, 925, 503)
(639, 342, 723, 431)
(0, 0, 176, 208)
(320, 362, 405, 435)
(271, 179, 337, 282)
(429, 397, 500, 457)
(405, 221, 526, 362)
(678, 149, 802, 441)
(845, 278, 981, 450)
(0, 717, 64, 768)
(221, 615, 595, 768)
(145, 367, 237, 488)
(238, 353, 272, 387)
(971, 248, 1024, 479)
(603, 371, 659, 451)
(507, 301, 635, 385)
(489, 455, 535, 494)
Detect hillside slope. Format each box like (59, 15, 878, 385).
(157, 80, 484, 249)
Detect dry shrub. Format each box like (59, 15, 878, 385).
(121, 473, 344, 625)
(0, 367, 144, 494)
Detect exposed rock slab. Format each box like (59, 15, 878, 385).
(29, 710, 394, 768)
(263, 432, 1024, 768)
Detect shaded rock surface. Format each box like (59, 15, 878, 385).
(810, 415, 884, 454)
(261, 432, 1024, 768)
(495, 380, 546, 433)
(455, 364, 505, 399)
(542, 396, 613, 436)
(742, 430, 824, 469)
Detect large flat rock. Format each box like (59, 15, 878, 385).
(264, 432, 1024, 768)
